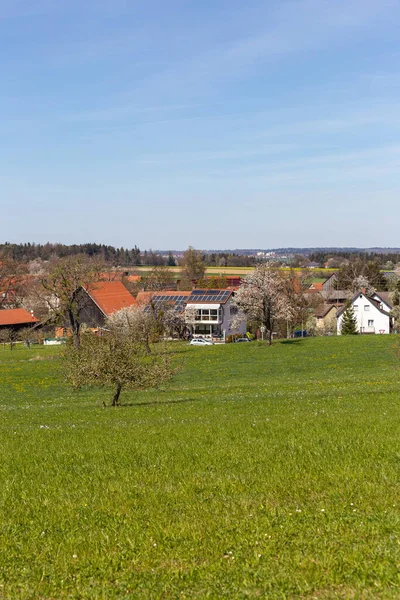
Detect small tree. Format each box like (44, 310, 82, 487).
(66, 327, 177, 406)
(40, 254, 103, 349)
(180, 247, 206, 282)
(108, 304, 161, 353)
(352, 275, 375, 296)
(167, 251, 176, 267)
(0, 328, 17, 350)
(391, 306, 400, 333)
(233, 263, 293, 345)
(340, 304, 358, 335)
(145, 266, 175, 291)
(19, 327, 41, 349)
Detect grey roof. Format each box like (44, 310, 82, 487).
(372, 291, 393, 310)
(336, 291, 392, 318)
(313, 303, 338, 318)
(187, 289, 232, 304)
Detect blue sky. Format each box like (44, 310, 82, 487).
(1, 0, 400, 250)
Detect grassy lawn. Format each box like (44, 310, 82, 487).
(0, 336, 399, 598)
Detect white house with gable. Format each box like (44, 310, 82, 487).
(337, 290, 393, 335)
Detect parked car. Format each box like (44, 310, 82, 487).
(235, 337, 252, 343)
(190, 338, 214, 346)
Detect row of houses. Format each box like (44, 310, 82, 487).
(0, 274, 396, 338)
(306, 274, 395, 334)
(0, 281, 246, 340)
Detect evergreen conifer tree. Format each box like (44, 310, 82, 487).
(341, 303, 358, 335)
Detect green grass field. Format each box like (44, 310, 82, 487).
(1, 336, 399, 599)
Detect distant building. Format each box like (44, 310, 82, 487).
(337, 291, 393, 335)
(137, 288, 246, 339)
(56, 281, 137, 337)
(0, 308, 39, 332)
(313, 303, 338, 331)
(185, 289, 246, 338)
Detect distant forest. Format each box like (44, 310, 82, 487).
(1, 242, 399, 268)
(0, 242, 257, 267)
(307, 250, 400, 266)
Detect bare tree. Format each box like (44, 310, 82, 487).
(180, 247, 206, 282)
(39, 254, 103, 349)
(145, 266, 175, 291)
(233, 263, 293, 345)
(0, 328, 17, 350)
(336, 258, 386, 292)
(18, 327, 43, 349)
(0, 252, 28, 308)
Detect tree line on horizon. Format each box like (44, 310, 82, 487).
(1, 242, 400, 270)
(0, 243, 259, 268)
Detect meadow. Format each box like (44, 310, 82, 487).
(0, 336, 399, 599)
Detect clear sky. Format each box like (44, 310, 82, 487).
(1, 0, 400, 250)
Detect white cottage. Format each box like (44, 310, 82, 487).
(337, 291, 393, 335)
(185, 289, 246, 339)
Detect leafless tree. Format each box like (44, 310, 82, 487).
(145, 266, 176, 291)
(39, 254, 103, 349)
(0, 252, 28, 309)
(0, 328, 17, 350)
(179, 247, 206, 282)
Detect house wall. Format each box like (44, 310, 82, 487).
(322, 273, 338, 292)
(186, 297, 246, 337)
(371, 293, 392, 313)
(316, 307, 337, 330)
(337, 293, 390, 334)
(71, 289, 106, 329)
(222, 298, 246, 336)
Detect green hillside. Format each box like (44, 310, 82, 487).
(0, 337, 399, 598)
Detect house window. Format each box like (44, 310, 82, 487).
(364, 305, 370, 311)
(195, 308, 220, 321)
(353, 305, 358, 311)
(368, 320, 374, 327)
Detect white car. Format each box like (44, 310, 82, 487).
(190, 337, 214, 346)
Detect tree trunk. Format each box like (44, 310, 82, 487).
(145, 335, 151, 354)
(265, 304, 273, 346)
(112, 383, 122, 407)
(68, 309, 80, 349)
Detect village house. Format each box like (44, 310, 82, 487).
(185, 289, 246, 339)
(0, 308, 39, 333)
(56, 281, 137, 336)
(137, 289, 246, 339)
(337, 290, 393, 335)
(313, 303, 338, 332)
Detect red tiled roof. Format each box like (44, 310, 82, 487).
(135, 291, 153, 306)
(0, 308, 39, 326)
(85, 282, 136, 316)
(309, 282, 323, 291)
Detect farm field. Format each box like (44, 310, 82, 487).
(130, 265, 338, 278)
(1, 337, 400, 599)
